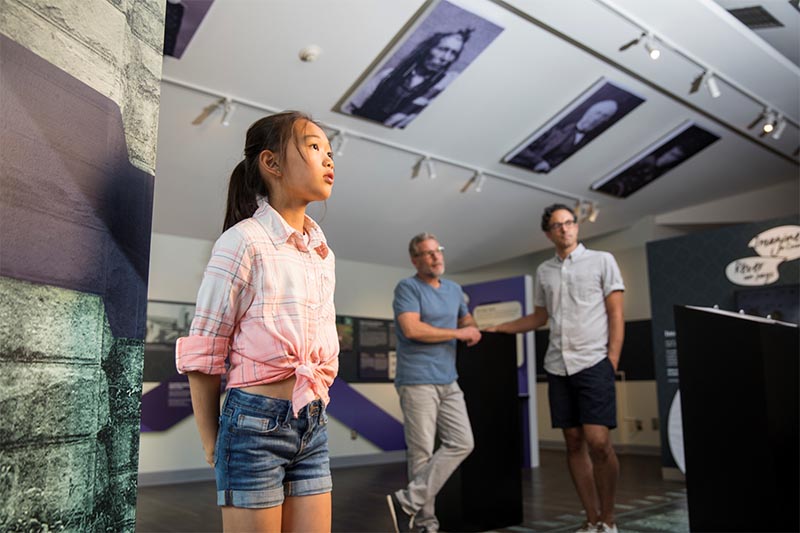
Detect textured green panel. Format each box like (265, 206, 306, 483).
(0, 277, 109, 363)
(0, 364, 108, 445)
(0, 277, 144, 532)
(0, 439, 100, 532)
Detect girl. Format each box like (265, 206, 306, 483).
(176, 111, 339, 532)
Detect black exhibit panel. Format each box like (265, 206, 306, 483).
(674, 305, 799, 533)
(436, 332, 523, 532)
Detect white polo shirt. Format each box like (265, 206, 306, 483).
(534, 243, 625, 376)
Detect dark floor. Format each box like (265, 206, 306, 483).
(135, 449, 688, 532)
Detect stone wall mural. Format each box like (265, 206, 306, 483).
(0, 1, 164, 530)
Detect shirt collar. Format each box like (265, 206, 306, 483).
(555, 242, 586, 263)
(253, 197, 329, 259)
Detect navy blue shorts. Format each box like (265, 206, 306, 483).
(546, 358, 617, 429)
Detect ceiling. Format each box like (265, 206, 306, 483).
(152, 0, 799, 272)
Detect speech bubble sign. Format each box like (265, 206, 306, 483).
(725, 256, 785, 286)
(748, 225, 800, 261)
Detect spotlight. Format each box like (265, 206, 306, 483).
(771, 116, 787, 140)
(425, 157, 437, 179)
(705, 73, 721, 98)
(331, 131, 348, 156)
(762, 111, 777, 134)
(588, 203, 599, 223)
(335, 134, 349, 157)
(644, 34, 660, 60)
(221, 98, 235, 126)
(475, 172, 486, 193)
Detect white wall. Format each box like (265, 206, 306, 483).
(140, 181, 800, 474)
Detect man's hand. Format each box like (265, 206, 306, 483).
(456, 326, 481, 346)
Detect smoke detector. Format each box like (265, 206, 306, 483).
(299, 45, 322, 62)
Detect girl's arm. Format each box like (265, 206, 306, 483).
(187, 372, 222, 466)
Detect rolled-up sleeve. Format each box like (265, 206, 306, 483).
(176, 228, 254, 375)
(601, 253, 625, 297)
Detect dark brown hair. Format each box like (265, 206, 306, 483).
(541, 203, 576, 232)
(223, 111, 317, 231)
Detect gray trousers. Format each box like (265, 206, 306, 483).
(395, 381, 474, 531)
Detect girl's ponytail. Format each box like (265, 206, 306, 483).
(221, 111, 315, 232)
(223, 159, 262, 231)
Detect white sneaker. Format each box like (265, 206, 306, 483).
(575, 522, 598, 533)
(597, 522, 618, 533)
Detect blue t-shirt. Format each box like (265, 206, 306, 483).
(392, 276, 468, 386)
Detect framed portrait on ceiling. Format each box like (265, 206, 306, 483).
(591, 121, 720, 198)
(338, 0, 504, 129)
(503, 78, 646, 174)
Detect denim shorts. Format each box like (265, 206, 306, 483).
(546, 358, 617, 429)
(214, 388, 332, 508)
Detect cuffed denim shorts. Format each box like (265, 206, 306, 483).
(214, 388, 332, 508)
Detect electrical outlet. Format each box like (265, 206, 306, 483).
(652, 418, 660, 431)
(635, 419, 643, 431)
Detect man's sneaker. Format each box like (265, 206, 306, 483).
(597, 522, 618, 533)
(386, 492, 414, 533)
(575, 522, 598, 533)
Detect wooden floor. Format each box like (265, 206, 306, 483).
(136, 449, 688, 532)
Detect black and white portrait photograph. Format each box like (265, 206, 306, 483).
(339, 0, 503, 129)
(591, 122, 721, 198)
(504, 78, 646, 174)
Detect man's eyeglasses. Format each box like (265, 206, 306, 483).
(548, 219, 576, 232)
(415, 246, 445, 259)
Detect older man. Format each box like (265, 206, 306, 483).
(386, 232, 481, 533)
(489, 204, 625, 533)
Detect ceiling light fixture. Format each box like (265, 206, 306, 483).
(221, 98, 235, 126)
(597, 0, 797, 150)
(425, 156, 437, 179)
(334, 132, 349, 157)
(762, 110, 777, 134)
(474, 172, 486, 193)
(588, 203, 600, 223)
(644, 33, 661, 60)
(165, 77, 586, 204)
(772, 116, 787, 140)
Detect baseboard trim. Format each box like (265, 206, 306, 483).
(330, 450, 407, 468)
(539, 440, 661, 456)
(138, 468, 215, 487)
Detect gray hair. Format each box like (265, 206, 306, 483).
(408, 232, 438, 256)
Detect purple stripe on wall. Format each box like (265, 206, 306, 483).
(327, 379, 406, 451)
(0, 35, 153, 339)
(140, 374, 193, 432)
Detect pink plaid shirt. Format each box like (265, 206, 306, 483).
(176, 200, 339, 415)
